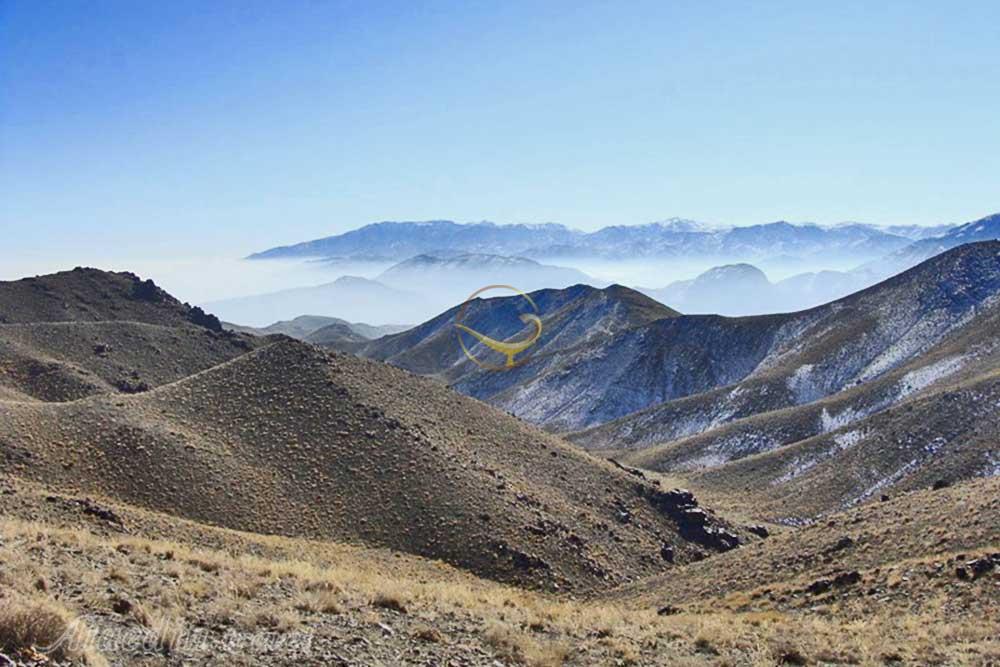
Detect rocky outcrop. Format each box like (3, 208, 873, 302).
(639, 486, 742, 552)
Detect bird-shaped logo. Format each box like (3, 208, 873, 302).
(454, 285, 542, 370)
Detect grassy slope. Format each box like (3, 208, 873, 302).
(2, 473, 996, 666)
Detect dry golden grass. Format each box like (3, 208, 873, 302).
(0, 515, 996, 666)
(131, 603, 185, 655)
(0, 594, 108, 666)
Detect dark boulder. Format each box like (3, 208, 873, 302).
(966, 557, 996, 579)
(638, 485, 742, 553)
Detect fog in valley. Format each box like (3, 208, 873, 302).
(0, 248, 896, 329)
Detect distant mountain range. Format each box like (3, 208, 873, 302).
(248, 218, 949, 263)
(875, 212, 1000, 273)
(640, 263, 877, 316)
(632, 213, 1000, 316)
(375, 252, 595, 292)
(207, 253, 600, 327)
(224, 314, 410, 350)
(641, 264, 774, 316)
(203, 275, 429, 327)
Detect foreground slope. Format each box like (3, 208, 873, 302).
(0, 334, 747, 593)
(9, 473, 992, 666)
(614, 476, 999, 666)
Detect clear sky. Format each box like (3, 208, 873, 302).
(2, 0, 999, 260)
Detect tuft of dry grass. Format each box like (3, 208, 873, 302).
(372, 591, 409, 614)
(132, 603, 184, 655)
(0, 595, 107, 666)
(483, 620, 574, 667)
(294, 589, 344, 615)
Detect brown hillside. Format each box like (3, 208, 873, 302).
(0, 334, 749, 593)
(603, 477, 999, 665)
(0, 268, 220, 328)
(0, 269, 259, 403)
(615, 300, 1000, 473)
(0, 321, 255, 402)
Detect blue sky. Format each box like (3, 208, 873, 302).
(2, 0, 999, 260)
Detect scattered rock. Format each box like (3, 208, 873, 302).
(639, 486, 742, 553)
(372, 595, 407, 614)
(114, 378, 151, 394)
(187, 305, 223, 332)
(131, 277, 165, 302)
(76, 498, 125, 528)
(966, 557, 995, 579)
(748, 524, 770, 538)
(778, 647, 808, 665)
(807, 570, 860, 595)
(826, 536, 855, 553)
(806, 578, 833, 595)
(833, 570, 861, 587)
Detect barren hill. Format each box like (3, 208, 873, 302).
(0, 267, 223, 328)
(0, 272, 750, 592)
(614, 298, 1000, 471)
(360, 283, 680, 427)
(0, 269, 258, 402)
(660, 364, 1000, 521)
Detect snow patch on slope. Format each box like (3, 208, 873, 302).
(787, 364, 823, 403)
(981, 452, 1000, 478)
(820, 406, 863, 433)
(772, 428, 867, 485)
(833, 429, 864, 448)
(898, 355, 966, 398)
(676, 430, 779, 470)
